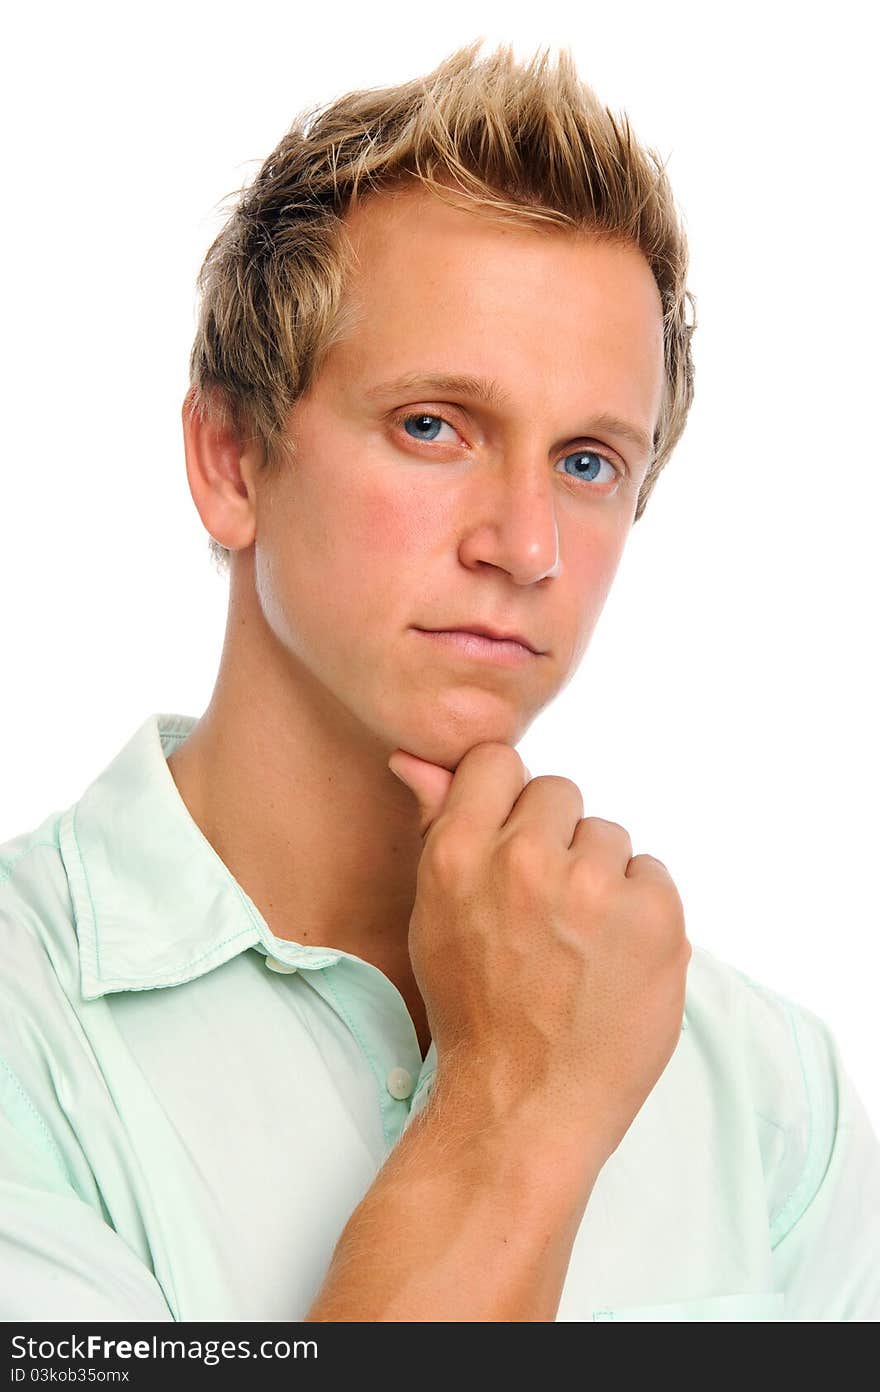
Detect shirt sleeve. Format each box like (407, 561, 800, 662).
(768, 1001, 880, 1320)
(0, 1059, 175, 1322)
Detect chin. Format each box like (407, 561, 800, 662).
(384, 690, 531, 769)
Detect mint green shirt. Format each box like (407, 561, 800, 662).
(1, 713, 878, 1322)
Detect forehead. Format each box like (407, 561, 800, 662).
(338, 180, 661, 337)
(327, 182, 665, 430)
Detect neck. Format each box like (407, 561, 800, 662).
(165, 561, 431, 1054)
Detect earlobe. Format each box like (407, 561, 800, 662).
(180, 388, 258, 554)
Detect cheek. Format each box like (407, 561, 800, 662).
(356, 482, 418, 553)
(550, 491, 610, 576)
(287, 478, 431, 643)
(563, 523, 630, 652)
(579, 544, 623, 604)
(356, 473, 445, 559)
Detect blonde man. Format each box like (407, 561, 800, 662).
(1, 40, 877, 1322)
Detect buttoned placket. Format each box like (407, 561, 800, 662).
(260, 944, 436, 1150)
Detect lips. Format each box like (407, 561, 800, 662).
(412, 628, 544, 668)
(418, 625, 542, 655)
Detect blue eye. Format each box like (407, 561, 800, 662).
(401, 413, 452, 442)
(557, 449, 618, 485)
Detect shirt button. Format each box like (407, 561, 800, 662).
(385, 1066, 414, 1100)
(265, 955, 298, 974)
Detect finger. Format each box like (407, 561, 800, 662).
(501, 774, 584, 850)
(432, 742, 529, 839)
(569, 815, 634, 867)
(387, 750, 455, 838)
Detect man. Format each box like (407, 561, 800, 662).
(1, 41, 878, 1322)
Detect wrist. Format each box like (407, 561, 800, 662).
(419, 1067, 605, 1218)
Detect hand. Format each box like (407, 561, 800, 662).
(387, 742, 692, 1172)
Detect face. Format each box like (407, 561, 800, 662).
(248, 184, 665, 767)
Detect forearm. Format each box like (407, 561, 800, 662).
(304, 1083, 600, 1322)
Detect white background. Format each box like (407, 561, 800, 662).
(2, 2, 878, 1133)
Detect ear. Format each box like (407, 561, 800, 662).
(180, 387, 264, 555)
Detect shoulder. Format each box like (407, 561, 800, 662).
(0, 810, 87, 1099)
(0, 811, 101, 1184)
(0, 809, 64, 883)
(0, 809, 80, 994)
(687, 942, 856, 1244)
(688, 940, 844, 1092)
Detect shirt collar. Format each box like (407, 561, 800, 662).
(59, 713, 344, 1000)
(58, 711, 688, 1035)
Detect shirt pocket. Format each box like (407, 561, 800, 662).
(591, 1292, 785, 1321)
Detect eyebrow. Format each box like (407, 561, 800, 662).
(363, 372, 654, 458)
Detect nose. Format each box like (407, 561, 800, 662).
(457, 453, 561, 585)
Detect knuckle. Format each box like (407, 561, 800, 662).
(630, 850, 669, 874)
(530, 774, 584, 810)
(587, 816, 630, 839)
(567, 852, 605, 894)
(494, 829, 547, 881)
(424, 818, 478, 879)
(639, 880, 686, 937)
(531, 773, 581, 795)
(464, 741, 525, 773)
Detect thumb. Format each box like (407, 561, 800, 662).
(388, 749, 533, 838)
(387, 749, 455, 838)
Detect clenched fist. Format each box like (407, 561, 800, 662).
(388, 741, 692, 1177)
